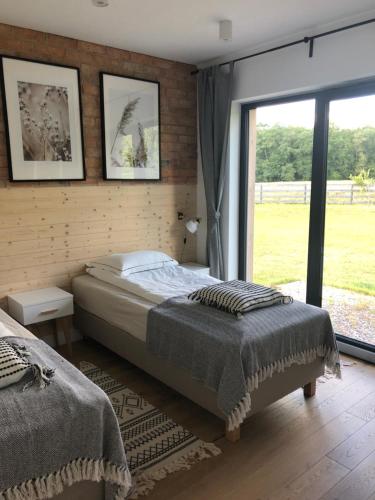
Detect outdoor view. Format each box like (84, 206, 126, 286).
(252, 96, 375, 347)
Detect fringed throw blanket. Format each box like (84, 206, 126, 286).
(147, 298, 341, 431)
(0, 338, 55, 390)
(0, 337, 131, 500)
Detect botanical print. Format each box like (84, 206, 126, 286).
(18, 81, 72, 161)
(110, 95, 159, 170)
(101, 72, 160, 180)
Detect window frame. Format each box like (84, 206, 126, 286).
(239, 78, 375, 354)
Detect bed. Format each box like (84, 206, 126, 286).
(0, 308, 131, 500)
(72, 252, 340, 442)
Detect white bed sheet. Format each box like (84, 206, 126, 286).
(86, 264, 219, 305)
(0, 308, 34, 339)
(72, 274, 154, 342)
(73, 266, 219, 343)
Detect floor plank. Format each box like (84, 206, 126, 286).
(225, 412, 365, 500)
(320, 450, 375, 500)
(59, 340, 375, 500)
(328, 417, 375, 470)
(268, 456, 349, 500)
(171, 384, 375, 500)
(347, 392, 375, 422)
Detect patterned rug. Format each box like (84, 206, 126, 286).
(80, 362, 221, 498)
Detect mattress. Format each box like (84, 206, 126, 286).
(73, 274, 154, 342)
(73, 266, 218, 342)
(0, 308, 34, 339)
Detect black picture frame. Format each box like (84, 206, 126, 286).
(100, 71, 161, 181)
(0, 55, 86, 182)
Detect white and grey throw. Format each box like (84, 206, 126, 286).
(188, 280, 292, 316)
(0, 337, 131, 500)
(147, 297, 341, 431)
(0, 338, 54, 390)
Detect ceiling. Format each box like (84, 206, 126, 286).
(0, 0, 374, 65)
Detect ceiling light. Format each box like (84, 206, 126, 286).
(219, 20, 232, 41)
(92, 0, 109, 7)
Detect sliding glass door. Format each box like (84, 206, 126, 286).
(322, 94, 375, 349)
(240, 80, 375, 358)
(252, 99, 316, 303)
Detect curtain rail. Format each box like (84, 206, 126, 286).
(191, 17, 375, 75)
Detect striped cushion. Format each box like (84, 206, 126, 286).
(0, 338, 30, 389)
(188, 280, 292, 316)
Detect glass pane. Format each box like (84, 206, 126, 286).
(323, 94, 375, 347)
(252, 100, 316, 303)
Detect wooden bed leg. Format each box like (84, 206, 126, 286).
(226, 424, 241, 442)
(303, 379, 316, 397)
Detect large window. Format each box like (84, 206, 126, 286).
(323, 95, 375, 348)
(240, 81, 375, 357)
(252, 100, 315, 303)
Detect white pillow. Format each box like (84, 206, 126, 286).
(87, 250, 178, 277)
(0, 338, 30, 389)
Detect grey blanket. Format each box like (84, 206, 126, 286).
(147, 297, 340, 430)
(0, 337, 131, 500)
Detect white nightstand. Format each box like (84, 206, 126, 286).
(8, 287, 74, 356)
(180, 262, 211, 276)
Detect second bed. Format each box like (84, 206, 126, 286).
(72, 256, 340, 442)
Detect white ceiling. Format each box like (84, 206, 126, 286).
(0, 0, 374, 65)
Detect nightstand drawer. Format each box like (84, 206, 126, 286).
(21, 298, 73, 325)
(8, 288, 73, 326)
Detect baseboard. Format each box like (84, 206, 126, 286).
(338, 340, 375, 364)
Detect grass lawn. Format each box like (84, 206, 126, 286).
(253, 203, 375, 296)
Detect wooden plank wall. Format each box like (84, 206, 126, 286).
(0, 23, 198, 309)
(0, 184, 196, 306)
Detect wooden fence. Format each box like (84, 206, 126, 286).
(255, 181, 375, 204)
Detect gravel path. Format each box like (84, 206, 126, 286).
(279, 281, 375, 346)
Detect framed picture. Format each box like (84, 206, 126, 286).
(100, 72, 161, 181)
(0, 56, 85, 181)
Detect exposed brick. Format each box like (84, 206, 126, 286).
(82, 116, 98, 129)
(16, 27, 45, 42)
(105, 46, 133, 61)
(166, 88, 189, 99)
(83, 83, 100, 97)
(179, 135, 197, 145)
(77, 40, 107, 55)
(37, 45, 67, 60)
(45, 33, 78, 50)
(0, 23, 14, 38)
(0, 22, 197, 186)
(0, 39, 35, 54)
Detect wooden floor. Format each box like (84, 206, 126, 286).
(60, 339, 375, 500)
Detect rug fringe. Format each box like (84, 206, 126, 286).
(128, 441, 221, 499)
(227, 344, 341, 431)
(0, 458, 132, 500)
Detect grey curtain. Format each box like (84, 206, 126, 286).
(198, 63, 234, 279)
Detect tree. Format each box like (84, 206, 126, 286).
(256, 124, 375, 182)
(350, 169, 375, 192)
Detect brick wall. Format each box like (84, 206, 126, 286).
(0, 23, 198, 306)
(0, 23, 197, 186)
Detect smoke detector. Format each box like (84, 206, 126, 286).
(92, 0, 109, 7)
(219, 20, 232, 41)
